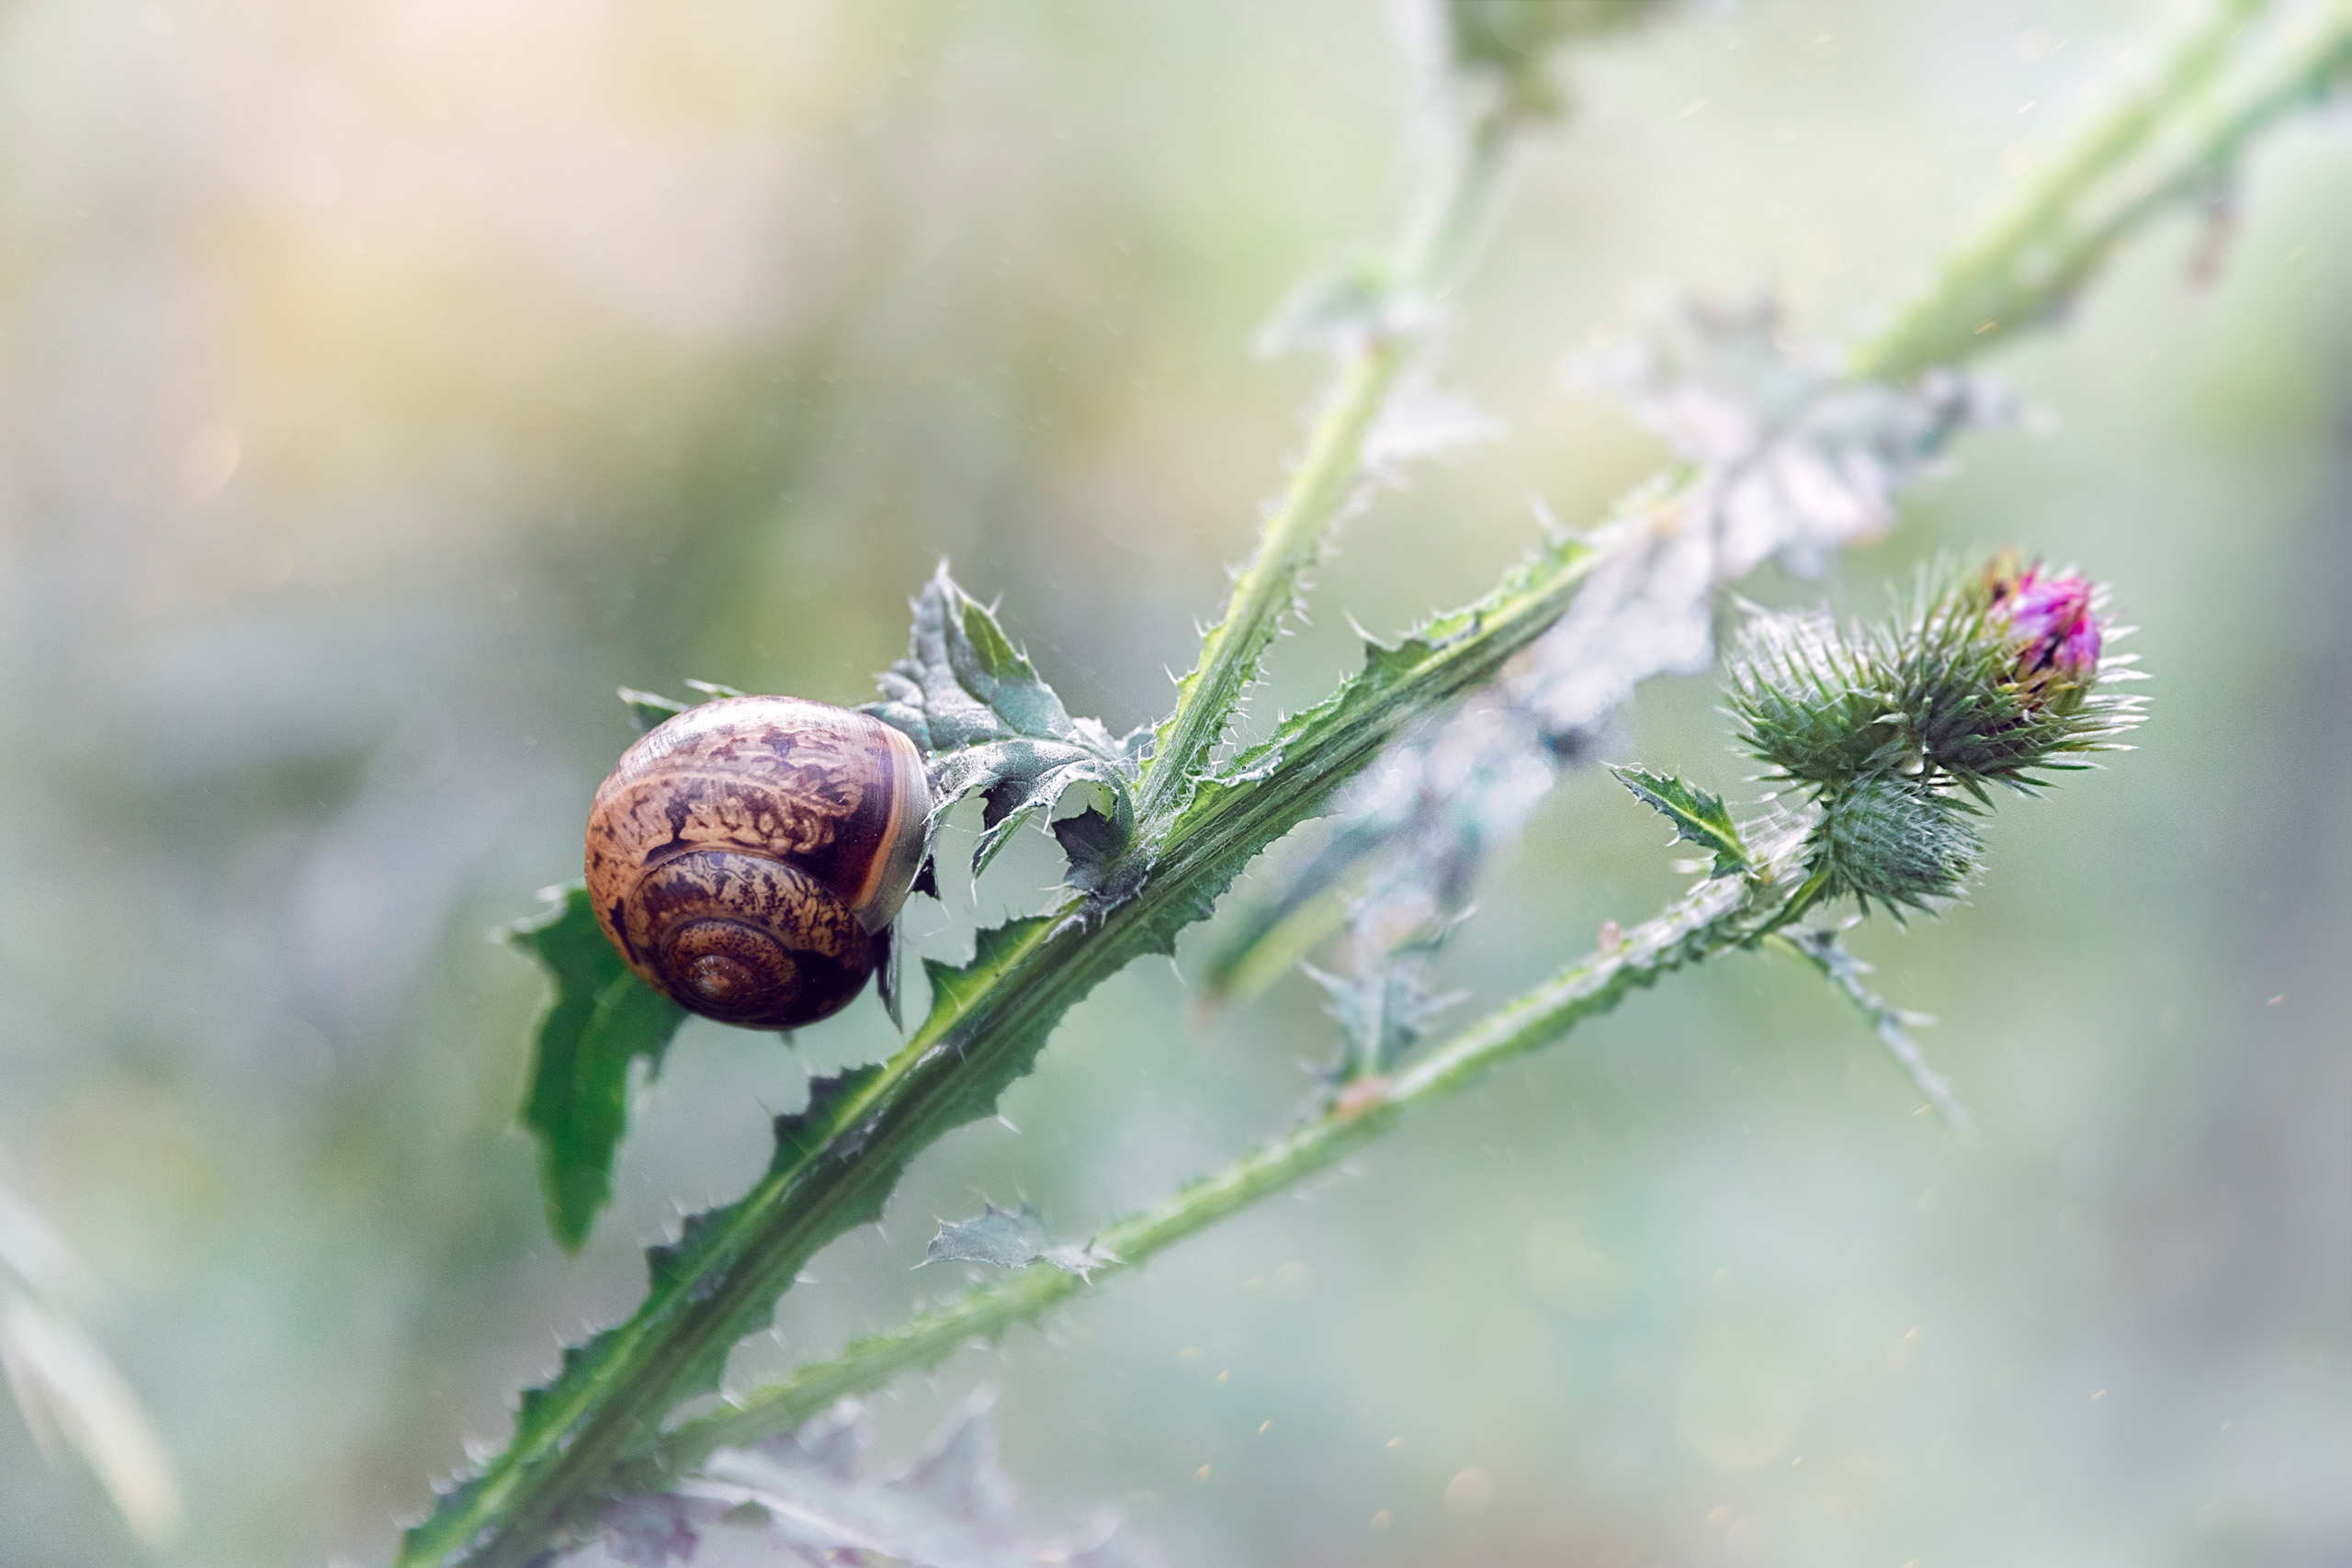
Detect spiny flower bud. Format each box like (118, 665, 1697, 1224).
(1723, 550, 2144, 915)
(1819, 776, 1982, 915)
(1727, 552, 2143, 802)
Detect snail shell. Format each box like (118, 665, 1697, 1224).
(584, 695, 931, 1029)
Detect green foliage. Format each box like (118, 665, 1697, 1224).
(407, 497, 1617, 1568)
(922, 1202, 1054, 1269)
(865, 566, 1145, 878)
(900, 913, 1067, 1130)
(1307, 937, 1464, 1081)
(1849, 0, 2352, 377)
(1608, 765, 1751, 877)
(405, 1052, 900, 1566)
(1168, 528, 1600, 849)
(507, 885, 689, 1252)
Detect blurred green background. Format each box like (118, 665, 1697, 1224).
(2, 2, 2347, 1564)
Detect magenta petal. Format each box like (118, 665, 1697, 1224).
(1993, 570, 2099, 680)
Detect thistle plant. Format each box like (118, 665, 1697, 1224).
(390, 2, 2347, 1563)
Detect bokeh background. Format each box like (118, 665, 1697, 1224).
(2, 1, 2348, 1564)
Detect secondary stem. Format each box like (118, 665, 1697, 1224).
(649, 867, 1771, 1472)
(1135, 99, 1521, 826)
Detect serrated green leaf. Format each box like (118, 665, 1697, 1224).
(616, 682, 745, 735)
(409, 1056, 901, 1563)
(866, 565, 1073, 750)
(923, 1201, 1053, 1269)
(944, 745, 1136, 878)
(507, 885, 691, 1252)
(911, 915, 1060, 1065)
(1307, 946, 1464, 1078)
(865, 566, 1144, 881)
(1607, 764, 1750, 877)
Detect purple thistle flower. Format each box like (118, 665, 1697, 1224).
(1985, 558, 2101, 690)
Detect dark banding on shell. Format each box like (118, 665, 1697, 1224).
(584, 695, 930, 1029)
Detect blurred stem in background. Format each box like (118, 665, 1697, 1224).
(1136, 0, 1679, 825)
(1850, 0, 2337, 376)
(645, 829, 1804, 1476)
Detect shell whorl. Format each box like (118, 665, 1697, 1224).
(584, 696, 929, 1029)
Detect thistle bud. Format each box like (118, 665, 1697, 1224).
(1728, 553, 2142, 803)
(1724, 551, 2144, 915)
(1819, 776, 1982, 915)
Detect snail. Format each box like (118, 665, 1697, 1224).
(585, 695, 932, 1029)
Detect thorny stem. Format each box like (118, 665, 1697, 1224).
(1134, 100, 1522, 829)
(647, 863, 1793, 1475)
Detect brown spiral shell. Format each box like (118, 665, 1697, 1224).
(584, 696, 931, 1029)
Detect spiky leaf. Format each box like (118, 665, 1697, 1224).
(865, 566, 1145, 880)
(1608, 765, 1749, 877)
(1308, 946, 1464, 1078)
(508, 884, 690, 1252)
(617, 687, 690, 734)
